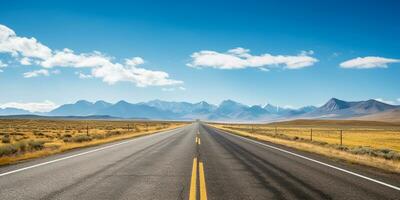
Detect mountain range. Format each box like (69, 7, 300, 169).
(1, 98, 399, 122)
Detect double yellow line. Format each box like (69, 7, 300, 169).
(190, 134, 207, 200)
(195, 136, 201, 145)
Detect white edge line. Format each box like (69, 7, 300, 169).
(0, 127, 183, 178)
(219, 128, 400, 191)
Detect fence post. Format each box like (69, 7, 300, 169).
(275, 126, 277, 135)
(310, 128, 313, 141)
(86, 124, 89, 136)
(340, 130, 343, 146)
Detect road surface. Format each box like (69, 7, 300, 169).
(0, 122, 399, 199)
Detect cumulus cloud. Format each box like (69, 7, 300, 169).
(23, 69, 61, 78)
(187, 47, 318, 70)
(0, 100, 58, 112)
(23, 69, 50, 78)
(19, 57, 32, 65)
(0, 25, 52, 60)
(340, 56, 400, 69)
(125, 57, 144, 66)
(0, 24, 182, 87)
(40, 48, 113, 68)
(91, 61, 183, 87)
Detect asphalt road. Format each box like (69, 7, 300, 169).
(0, 122, 399, 200)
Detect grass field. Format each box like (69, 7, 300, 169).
(211, 119, 400, 173)
(0, 119, 187, 165)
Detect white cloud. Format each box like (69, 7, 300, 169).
(91, 61, 182, 87)
(0, 60, 7, 68)
(187, 47, 318, 70)
(19, 57, 32, 65)
(340, 56, 400, 69)
(0, 24, 182, 87)
(0, 25, 52, 60)
(77, 72, 93, 79)
(0, 100, 58, 112)
(259, 67, 270, 72)
(397, 98, 400, 103)
(374, 98, 395, 105)
(23, 69, 50, 78)
(40, 48, 113, 68)
(125, 57, 144, 66)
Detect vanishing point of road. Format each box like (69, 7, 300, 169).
(0, 122, 399, 200)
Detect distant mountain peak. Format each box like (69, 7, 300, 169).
(75, 100, 92, 105)
(319, 98, 351, 111)
(6, 98, 394, 122)
(197, 101, 208, 105)
(115, 100, 130, 105)
(94, 100, 110, 104)
(219, 99, 247, 107)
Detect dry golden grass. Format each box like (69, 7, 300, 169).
(0, 119, 187, 165)
(210, 121, 400, 173)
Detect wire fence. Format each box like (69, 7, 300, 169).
(222, 125, 400, 152)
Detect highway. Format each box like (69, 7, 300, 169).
(0, 122, 399, 199)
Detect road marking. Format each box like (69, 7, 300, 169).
(224, 130, 400, 191)
(198, 138, 201, 145)
(189, 157, 198, 200)
(0, 128, 182, 178)
(199, 161, 208, 200)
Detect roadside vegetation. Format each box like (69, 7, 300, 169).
(210, 120, 400, 173)
(0, 119, 187, 165)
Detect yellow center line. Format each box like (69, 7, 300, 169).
(199, 161, 208, 200)
(189, 157, 197, 200)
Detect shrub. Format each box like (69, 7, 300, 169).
(349, 146, 374, 155)
(2, 135, 10, 143)
(0, 145, 18, 156)
(105, 131, 122, 137)
(334, 145, 349, 151)
(71, 135, 92, 143)
(384, 151, 400, 160)
(28, 140, 45, 150)
(92, 134, 105, 140)
(15, 141, 27, 152)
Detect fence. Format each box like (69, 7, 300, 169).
(222, 125, 400, 152)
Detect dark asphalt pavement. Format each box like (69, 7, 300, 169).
(0, 122, 399, 200)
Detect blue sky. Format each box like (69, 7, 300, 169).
(0, 0, 399, 112)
